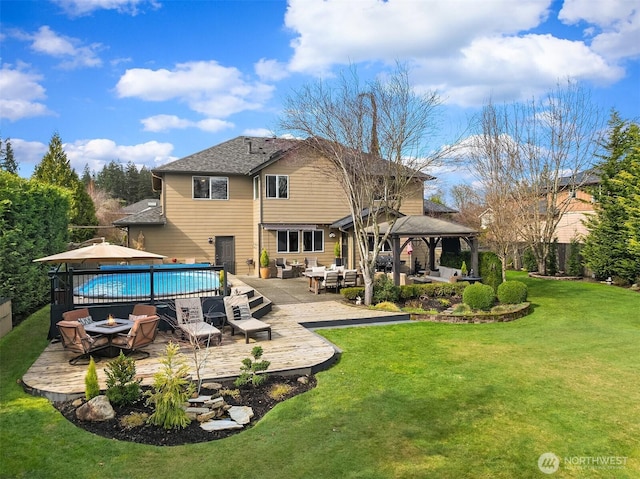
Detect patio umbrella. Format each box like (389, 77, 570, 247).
(33, 242, 166, 264)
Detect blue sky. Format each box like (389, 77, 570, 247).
(1, 0, 639, 197)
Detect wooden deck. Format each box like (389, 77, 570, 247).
(22, 280, 409, 401)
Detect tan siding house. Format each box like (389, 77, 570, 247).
(114, 136, 429, 275)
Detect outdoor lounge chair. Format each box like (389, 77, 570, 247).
(174, 298, 222, 346)
(304, 257, 318, 271)
(130, 304, 157, 318)
(57, 320, 109, 365)
(275, 257, 295, 279)
(223, 294, 272, 344)
(111, 315, 159, 359)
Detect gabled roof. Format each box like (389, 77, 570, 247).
(424, 200, 458, 215)
(152, 136, 298, 175)
(375, 215, 478, 237)
(556, 169, 601, 188)
(122, 198, 160, 214)
(113, 206, 165, 226)
(330, 207, 404, 230)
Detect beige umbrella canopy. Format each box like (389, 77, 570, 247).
(33, 242, 166, 264)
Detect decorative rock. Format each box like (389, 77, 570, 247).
(188, 395, 212, 403)
(196, 411, 219, 422)
(297, 376, 309, 385)
(204, 397, 225, 408)
(201, 382, 222, 390)
(228, 406, 254, 425)
(72, 398, 84, 407)
(200, 419, 243, 431)
(75, 395, 115, 422)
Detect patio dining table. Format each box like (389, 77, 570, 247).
(303, 270, 344, 294)
(85, 318, 135, 357)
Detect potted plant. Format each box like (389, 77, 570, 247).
(259, 249, 270, 279)
(461, 261, 468, 277)
(334, 241, 343, 267)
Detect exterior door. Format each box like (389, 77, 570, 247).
(215, 236, 236, 274)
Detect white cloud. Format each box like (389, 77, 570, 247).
(10, 139, 48, 172)
(52, 0, 159, 16)
(64, 138, 175, 172)
(14, 26, 102, 69)
(243, 128, 276, 137)
(560, 0, 640, 60)
(0, 64, 52, 121)
(285, 0, 551, 74)
(414, 34, 623, 107)
(283, 0, 632, 107)
(255, 58, 289, 81)
(116, 61, 275, 130)
(141, 114, 233, 133)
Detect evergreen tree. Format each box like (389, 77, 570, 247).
(0, 137, 18, 174)
(138, 166, 159, 201)
(583, 113, 640, 283)
(124, 161, 140, 203)
(81, 163, 93, 186)
(96, 160, 126, 200)
(32, 132, 98, 243)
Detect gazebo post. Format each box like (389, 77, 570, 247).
(470, 237, 479, 275)
(428, 237, 438, 271)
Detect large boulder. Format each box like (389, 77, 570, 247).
(76, 396, 115, 422)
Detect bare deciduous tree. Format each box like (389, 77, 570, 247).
(280, 64, 453, 304)
(469, 81, 604, 275)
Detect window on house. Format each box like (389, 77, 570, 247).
(253, 175, 259, 200)
(266, 175, 288, 199)
(303, 230, 324, 252)
(277, 230, 299, 253)
(193, 176, 228, 200)
(368, 236, 392, 252)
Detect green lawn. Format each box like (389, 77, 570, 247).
(1, 272, 639, 478)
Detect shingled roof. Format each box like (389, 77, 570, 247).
(153, 136, 298, 175)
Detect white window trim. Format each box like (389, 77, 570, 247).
(192, 176, 229, 200)
(277, 230, 300, 253)
(265, 174, 289, 199)
(253, 175, 260, 200)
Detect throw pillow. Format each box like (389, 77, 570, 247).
(238, 303, 251, 320)
(232, 305, 242, 320)
(129, 314, 147, 321)
(77, 316, 93, 325)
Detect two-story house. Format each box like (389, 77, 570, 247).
(114, 136, 427, 274)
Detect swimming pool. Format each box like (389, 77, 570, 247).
(74, 264, 222, 299)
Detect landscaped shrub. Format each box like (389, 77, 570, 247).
(546, 240, 558, 276)
(340, 287, 364, 300)
(479, 252, 503, 291)
(497, 281, 528, 304)
(373, 274, 400, 304)
(235, 346, 270, 387)
(523, 248, 538, 272)
(372, 301, 401, 312)
(146, 342, 195, 430)
(463, 283, 495, 310)
(105, 351, 141, 406)
(400, 282, 466, 300)
(84, 357, 100, 400)
(567, 239, 583, 276)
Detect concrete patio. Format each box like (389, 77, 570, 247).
(22, 275, 410, 401)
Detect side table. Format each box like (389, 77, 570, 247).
(204, 311, 227, 329)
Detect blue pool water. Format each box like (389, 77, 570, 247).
(74, 264, 221, 299)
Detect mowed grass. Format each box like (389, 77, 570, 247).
(1, 272, 638, 478)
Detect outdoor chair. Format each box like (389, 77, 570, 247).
(304, 257, 318, 272)
(322, 271, 340, 293)
(223, 294, 272, 344)
(174, 298, 222, 347)
(341, 269, 358, 288)
(130, 304, 157, 319)
(275, 257, 295, 279)
(62, 308, 93, 324)
(111, 315, 160, 359)
(57, 320, 109, 365)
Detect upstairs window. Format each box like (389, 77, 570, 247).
(193, 176, 228, 200)
(266, 175, 288, 199)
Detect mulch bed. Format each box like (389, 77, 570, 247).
(54, 375, 316, 446)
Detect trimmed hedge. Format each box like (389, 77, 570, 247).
(340, 282, 467, 302)
(463, 283, 495, 310)
(0, 172, 70, 320)
(497, 281, 528, 304)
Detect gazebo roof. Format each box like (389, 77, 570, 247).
(374, 215, 478, 237)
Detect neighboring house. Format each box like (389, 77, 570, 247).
(552, 169, 600, 244)
(423, 199, 458, 218)
(114, 136, 427, 274)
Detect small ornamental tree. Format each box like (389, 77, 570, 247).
(235, 346, 270, 388)
(105, 351, 141, 406)
(84, 357, 100, 400)
(146, 342, 195, 429)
